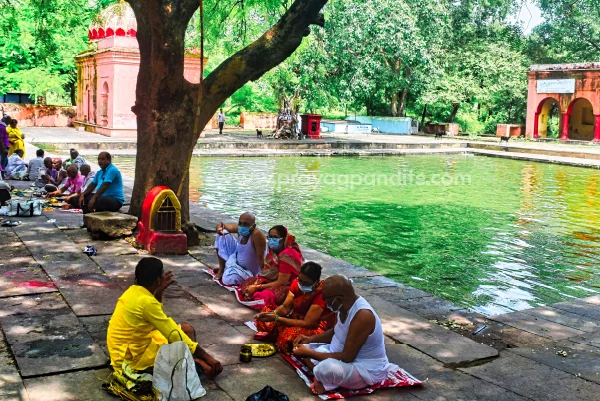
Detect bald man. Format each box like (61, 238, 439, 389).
(48, 164, 83, 198)
(79, 152, 124, 215)
(214, 212, 267, 285)
(292, 275, 397, 395)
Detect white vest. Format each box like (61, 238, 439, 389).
(330, 296, 394, 384)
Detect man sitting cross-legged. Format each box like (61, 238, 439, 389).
(213, 212, 267, 285)
(107, 257, 223, 377)
(80, 151, 124, 214)
(292, 275, 397, 395)
(47, 165, 83, 200)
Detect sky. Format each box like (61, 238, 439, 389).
(514, 0, 544, 33)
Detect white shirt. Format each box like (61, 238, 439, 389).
(217, 112, 226, 123)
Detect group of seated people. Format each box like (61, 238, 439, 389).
(4, 147, 125, 214)
(111, 210, 390, 396)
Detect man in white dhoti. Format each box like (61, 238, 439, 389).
(292, 275, 397, 395)
(213, 212, 267, 285)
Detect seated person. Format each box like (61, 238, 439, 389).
(241, 225, 304, 307)
(28, 149, 45, 187)
(48, 164, 83, 198)
(64, 148, 87, 168)
(42, 157, 59, 192)
(254, 262, 335, 353)
(213, 212, 266, 285)
(80, 163, 95, 190)
(5, 149, 27, 178)
(293, 275, 398, 395)
(53, 158, 68, 189)
(79, 152, 124, 214)
(107, 257, 223, 376)
(7, 119, 25, 158)
(66, 164, 94, 208)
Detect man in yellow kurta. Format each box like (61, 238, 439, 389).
(107, 257, 222, 377)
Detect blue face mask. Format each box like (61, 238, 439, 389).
(238, 225, 252, 237)
(327, 297, 342, 313)
(298, 283, 314, 293)
(268, 237, 282, 249)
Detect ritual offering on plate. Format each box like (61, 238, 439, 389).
(239, 345, 252, 363)
(245, 343, 276, 358)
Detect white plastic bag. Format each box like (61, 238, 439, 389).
(152, 340, 206, 401)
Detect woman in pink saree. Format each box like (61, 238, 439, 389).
(240, 225, 303, 308)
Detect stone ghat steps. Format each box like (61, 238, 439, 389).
(32, 139, 467, 151)
(467, 142, 600, 161)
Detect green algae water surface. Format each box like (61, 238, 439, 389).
(114, 154, 600, 315)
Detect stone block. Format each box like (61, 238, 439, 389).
(0, 294, 107, 377)
(490, 311, 585, 340)
(510, 341, 600, 385)
(23, 368, 114, 401)
(83, 211, 137, 238)
(365, 295, 498, 366)
(461, 352, 600, 401)
(0, 330, 29, 401)
(187, 245, 220, 271)
(552, 297, 600, 321)
(183, 283, 256, 325)
(80, 315, 111, 355)
(521, 305, 600, 333)
(0, 263, 57, 297)
(392, 296, 464, 320)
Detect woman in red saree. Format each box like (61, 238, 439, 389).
(241, 225, 303, 308)
(254, 262, 335, 354)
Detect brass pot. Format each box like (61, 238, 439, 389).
(240, 345, 252, 363)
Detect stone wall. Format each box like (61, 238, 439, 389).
(1, 103, 76, 127)
(239, 112, 277, 130)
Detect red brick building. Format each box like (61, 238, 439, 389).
(526, 63, 600, 141)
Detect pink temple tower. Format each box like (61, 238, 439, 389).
(75, 1, 205, 137)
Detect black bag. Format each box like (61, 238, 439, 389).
(245, 386, 289, 401)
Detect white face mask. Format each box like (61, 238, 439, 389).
(327, 296, 342, 313)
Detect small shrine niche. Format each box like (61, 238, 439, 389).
(154, 196, 178, 232)
(137, 186, 187, 255)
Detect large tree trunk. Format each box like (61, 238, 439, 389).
(398, 89, 407, 118)
(390, 92, 398, 117)
(127, 0, 327, 220)
(449, 103, 460, 123)
(420, 104, 428, 130)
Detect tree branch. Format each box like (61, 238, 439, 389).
(197, 0, 327, 111)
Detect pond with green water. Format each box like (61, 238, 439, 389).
(113, 155, 600, 315)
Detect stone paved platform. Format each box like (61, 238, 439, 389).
(0, 179, 599, 400)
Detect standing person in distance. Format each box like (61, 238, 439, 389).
(217, 108, 226, 135)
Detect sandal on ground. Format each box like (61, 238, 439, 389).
(1, 220, 21, 227)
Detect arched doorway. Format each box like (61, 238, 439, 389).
(85, 85, 91, 123)
(100, 82, 109, 126)
(567, 98, 595, 141)
(535, 98, 560, 138)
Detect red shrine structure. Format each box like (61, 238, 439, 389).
(526, 63, 600, 141)
(137, 186, 188, 255)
